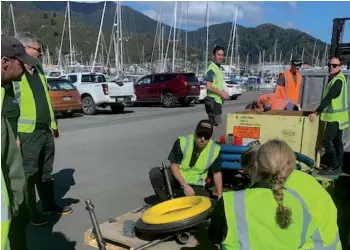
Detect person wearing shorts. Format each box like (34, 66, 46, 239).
(204, 46, 230, 127)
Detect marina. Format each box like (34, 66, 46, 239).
(1, 1, 350, 250)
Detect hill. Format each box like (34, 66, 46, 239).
(2, 1, 328, 66)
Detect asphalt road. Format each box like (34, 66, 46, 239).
(26, 91, 264, 250)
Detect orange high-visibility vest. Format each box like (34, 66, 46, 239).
(274, 70, 302, 105)
(257, 93, 289, 110)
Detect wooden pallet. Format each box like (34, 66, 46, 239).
(84, 206, 217, 250)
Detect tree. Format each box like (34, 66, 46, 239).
(53, 12, 56, 17)
(51, 19, 55, 26)
(53, 31, 59, 37)
(44, 13, 48, 19)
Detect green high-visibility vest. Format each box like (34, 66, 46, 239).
(205, 62, 224, 104)
(178, 134, 220, 186)
(221, 170, 341, 250)
(13, 65, 57, 133)
(320, 72, 349, 130)
(1, 87, 11, 250)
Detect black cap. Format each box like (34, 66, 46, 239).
(291, 57, 302, 66)
(1, 35, 39, 66)
(196, 120, 214, 137)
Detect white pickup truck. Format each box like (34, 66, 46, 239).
(60, 73, 135, 115)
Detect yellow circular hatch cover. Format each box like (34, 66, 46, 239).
(141, 196, 212, 225)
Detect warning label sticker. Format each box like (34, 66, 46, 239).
(233, 126, 260, 139)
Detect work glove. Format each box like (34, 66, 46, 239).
(285, 102, 295, 111)
(263, 103, 272, 111)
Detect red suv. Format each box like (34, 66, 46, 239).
(134, 73, 200, 108)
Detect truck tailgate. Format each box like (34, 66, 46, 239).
(108, 81, 134, 97)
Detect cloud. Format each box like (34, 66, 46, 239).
(284, 22, 296, 29)
(136, 1, 264, 29)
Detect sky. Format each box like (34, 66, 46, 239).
(121, 1, 350, 43)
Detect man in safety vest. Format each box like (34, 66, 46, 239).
(14, 32, 73, 227)
(246, 92, 300, 112)
(309, 57, 349, 175)
(204, 46, 230, 130)
(1, 35, 33, 250)
(274, 58, 303, 106)
(149, 120, 223, 203)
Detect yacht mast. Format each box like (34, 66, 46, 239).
(172, 1, 177, 72)
(205, 1, 209, 71)
(92, 1, 106, 72)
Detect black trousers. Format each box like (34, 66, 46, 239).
(8, 203, 29, 250)
(321, 122, 344, 169)
(204, 96, 222, 126)
(149, 167, 211, 202)
(19, 129, 56, 217)
(333, 177, 350, 250)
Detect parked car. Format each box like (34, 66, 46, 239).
(60, 73, 135, 115)
(225, 80, 243, 100)
(47, 78, 82, 116)
(198, 81, 207, 103)
(134, 73, 200, 108)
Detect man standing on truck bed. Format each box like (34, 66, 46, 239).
(14, 32, 72, 226)
(274, 58, 303, 106)
(309, 57, 349, 175)
(204, 46, 230, 131)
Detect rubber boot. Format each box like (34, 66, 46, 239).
(38, 180, 73, 215)
(25, 180, 48, 226)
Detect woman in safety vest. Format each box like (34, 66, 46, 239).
(209, 139, 341, 250)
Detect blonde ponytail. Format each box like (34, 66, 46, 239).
(256, 139, 296, 229)
(271, 176, 292, 229)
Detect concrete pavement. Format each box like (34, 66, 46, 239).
(26, 91, 263, 250)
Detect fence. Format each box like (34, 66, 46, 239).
(300, 70, 350, 148)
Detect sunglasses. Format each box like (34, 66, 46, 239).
(26, 46, 42, 54)
(292, 64, 302, 68)
(328, 64, 340, 68)
(197, 132, 211, 140)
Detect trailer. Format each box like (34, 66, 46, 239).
(84, 206, 210, 250)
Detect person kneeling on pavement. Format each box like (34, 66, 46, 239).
(149, 120, 223, 203)
(245, 93, 300, 112)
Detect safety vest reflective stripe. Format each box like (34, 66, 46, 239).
(181, 135, 217, 172)
(312, 229, 340, 250)
(12, 81, 21, 103)
(183, 136, 190, 158)
(233, 191, 250, 249)
(18, 117, 56, 125)
(232, 188, 340, 249)
(286, 188, 310, 247)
